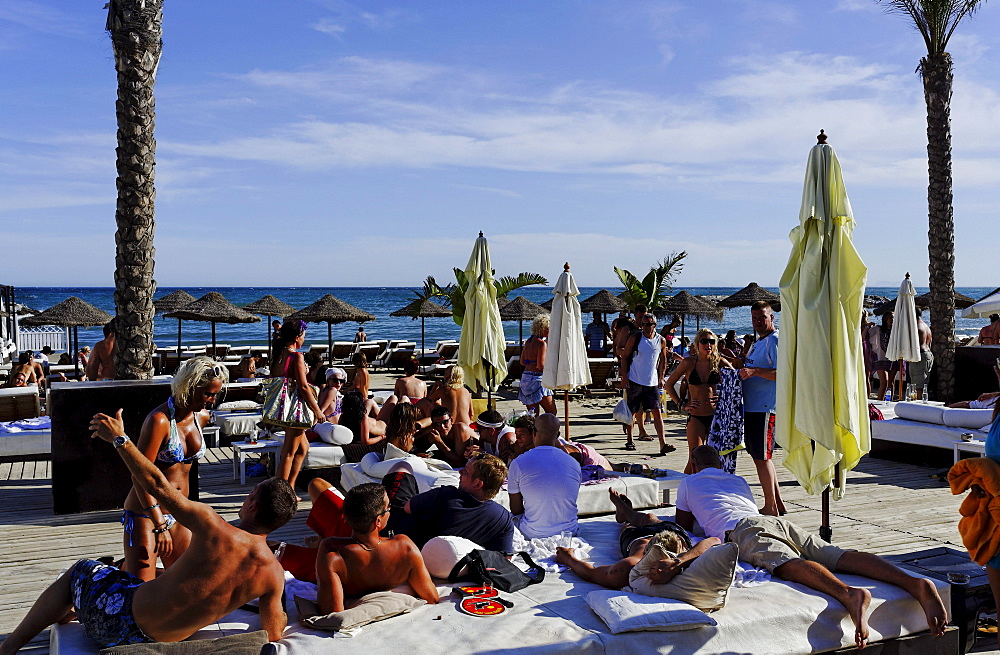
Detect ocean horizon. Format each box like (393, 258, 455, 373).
(11, 285, 995, 352)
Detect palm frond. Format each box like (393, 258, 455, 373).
(495, 272, 548, 299)
(878, 0, 986, 53)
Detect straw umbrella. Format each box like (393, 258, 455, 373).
(886, 273, 921, 401)
(286, 294, 375, 365)
(498, 296, 548, 346)
(153, 290, 196, 358)
(915, 290, 976, 311)
(163, 292, 260, 360)
(20, 297, 113, 379)
(659, 291, 724, 341)
(243, 295, 297, 348)
(542, 263, 591, 439)
(776, 132, 869, 542)
(457, 232, 508, 409)
(390, 299, 452, 353)
(717, 282, 781, 311)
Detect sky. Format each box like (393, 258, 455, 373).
(1, 1, 998, 289)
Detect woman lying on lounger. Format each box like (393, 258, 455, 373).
(121, 357, 227, 580)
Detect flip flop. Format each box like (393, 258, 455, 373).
(624, 441, 637, 451)
(637, 435, 655, 441)
(659, 444, 677, 455)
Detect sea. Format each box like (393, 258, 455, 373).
(12, 286, 996, 353)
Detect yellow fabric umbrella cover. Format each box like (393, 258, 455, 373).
(457, 232, 509, 394)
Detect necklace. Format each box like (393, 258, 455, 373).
(353, 537, 381, 551)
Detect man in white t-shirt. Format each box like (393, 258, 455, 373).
(507, 413, 580, 539)
(676, 446, 946, 649)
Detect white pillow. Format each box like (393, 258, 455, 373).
(629, 542, 738, 611)
(215, 400, 260, 411)
(314, 423, 354, 445)
(586, 589, 715, 634)
(893, 402, 946, 425)
(421, 536, 482, 579)
(942, 408, 995, 430)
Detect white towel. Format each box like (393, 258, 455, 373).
(512, 531, 593, 573)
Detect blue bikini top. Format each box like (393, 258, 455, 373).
(156, 396, 206, 465)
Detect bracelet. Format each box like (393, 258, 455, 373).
(143, 503, 160, 511)
(152, 526, 168, 534)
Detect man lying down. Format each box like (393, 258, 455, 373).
(556, 445, 948, 649)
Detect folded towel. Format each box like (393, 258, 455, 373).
(0, 416, 50, 433)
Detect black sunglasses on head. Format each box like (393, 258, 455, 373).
(700, 338, 716, 345)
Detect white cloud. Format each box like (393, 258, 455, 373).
(312, 18, 345, 35)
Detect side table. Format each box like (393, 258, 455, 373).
(232, 438, 281, 485)
(617, 469, 686, 505)
(954, 439, 986, 464)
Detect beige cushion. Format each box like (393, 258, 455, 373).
(295, 592, 426, 631)
(215, 400, 260, 412)
(628, 542, 738, 611)
(99, 630, 269, 655)
(586, 590, 715, 633)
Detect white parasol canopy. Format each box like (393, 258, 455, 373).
(543, 263, 592, 391)
(885, 273, 921, 364)
(962, 288, 1000, 319)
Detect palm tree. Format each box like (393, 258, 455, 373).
(416, 270, 548, 326)
(106, 0, 163, 379)
(615, 251, 687, 311)
(878, 0, 985, 401)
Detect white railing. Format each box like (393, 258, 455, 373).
(17, 326, 69, 352)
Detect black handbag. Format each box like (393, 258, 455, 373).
(448, 549, 545, 592)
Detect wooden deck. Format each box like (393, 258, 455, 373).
(1, 378, 996, 653)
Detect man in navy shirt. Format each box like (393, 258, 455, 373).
(403, 453, 515, 553)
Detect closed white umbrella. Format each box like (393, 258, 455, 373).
(543, 263, 592, 438)
(885, 273, 921, 401)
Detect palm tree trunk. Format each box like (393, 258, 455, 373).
(921, 52, 957, 402)
(107, 0, 163, 380)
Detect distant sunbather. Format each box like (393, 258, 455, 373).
(949, 365, 1000, 409)
(0, 411, 298, 653)
(315, 483, 439, 614)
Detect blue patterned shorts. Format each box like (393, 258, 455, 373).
(70, 559, 153, 648)
(518, 371, 553, 406)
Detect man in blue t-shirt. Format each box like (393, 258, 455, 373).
(403, 453, 515, 553)
(737, 300, 786, 516)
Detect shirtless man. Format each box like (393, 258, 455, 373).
(2, 371, 28, 388)
(315, 483, 439, 614)
(555, 488, 718, 589)
(411, 406, 468, 461)
(10, 353, 39, 387)
(911, 310, 934, 399)
(0, 410, 297, 653)
(86, 322, 116, 381)
(394, 359, 430, 416)
(979, 314, 1000, 346)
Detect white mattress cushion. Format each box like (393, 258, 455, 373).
(215, 400, 260, 411)
(893, 402, 945, 425)
(586, 589, 716, 633)
(942, 408, 994, 429)
(314, 423, 354, 445)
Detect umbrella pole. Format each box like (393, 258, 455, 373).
(421, 317, 426, 354)
(176, 319, 183, 373)
(73, 326, 80, 379)
(819, 463, 841, 543)
(898, 359, 904, 401)
(328, 322, 334, 365)
(211, 322, 217, 360)
(564, 391, 570, 441)
(519, 320, 524, 347)
(265, 315, 272, 351)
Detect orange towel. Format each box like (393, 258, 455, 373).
(949, 457, 1000, 566)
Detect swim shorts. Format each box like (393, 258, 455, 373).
(726, 515, 847, 573)
(518, 371, 553, 406)
(627, 383, 661, 413)
(619, 522, 692, 559)
(744, 411, 775, 461)
(69, 559, 153, 648)
(305, 487, 352, 539)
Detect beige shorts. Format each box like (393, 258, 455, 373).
(727, 515, 847, 573)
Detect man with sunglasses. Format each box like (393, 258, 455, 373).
(737, 300, 786, 516)
(620, 313, 671, 454)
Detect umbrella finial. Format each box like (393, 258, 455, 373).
(563, 262, 570, 271)
(817, 129, 827, 144)
(478, 231, 484, 238)
(905, 272, 911, 279)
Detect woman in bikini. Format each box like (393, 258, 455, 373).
(268, 319, 326, 490)
(427, 365, 475, 425)
(518, 314, 557, 415)
(120, 357, 227, 580)
(665, 329, 733, 475)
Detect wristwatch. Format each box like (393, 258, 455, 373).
(113, 435, 131, 448)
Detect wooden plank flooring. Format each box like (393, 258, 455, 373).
(1, 374, 994, 653)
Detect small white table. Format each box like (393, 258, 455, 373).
(618, 469, 686, 505)
(232, 438, 281, 485)
(202, 425, 220, 449)
(954, 439, 987, 464)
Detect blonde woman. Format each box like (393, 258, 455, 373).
(428, 365, 474, 425)
(518, 314, 556, 415)
(349, 352, 370, 400)
(267, 319, 326, 490)
(665, 329, 733, 474)
(120, 357, 228, 580)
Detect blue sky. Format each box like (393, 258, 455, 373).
(1, 1, 998, 288)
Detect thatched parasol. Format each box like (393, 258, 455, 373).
(873, 290, 977, 317)
(287, 294, 376, 364)
(153, 290, 196, 356)
(390, 299, 452, 353)
(17, 305, 40, 316)
(164, 292, 260, 360)
(21, 297, 113, 378)
(717, 282, 781, 309)
(579, 289, 628, 315)
(498, 296, 549, 346)
(244, 295, 297, 348)
(659, 291, 724, 340)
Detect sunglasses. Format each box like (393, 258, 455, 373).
(699, 338, 716, 345)
(203, 364, 225, 379)
(642, 321, 656, 326)
(330, 379, 345, 385)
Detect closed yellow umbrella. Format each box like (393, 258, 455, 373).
(776, 132, 869, 540)
(457, 232, 508, 407)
